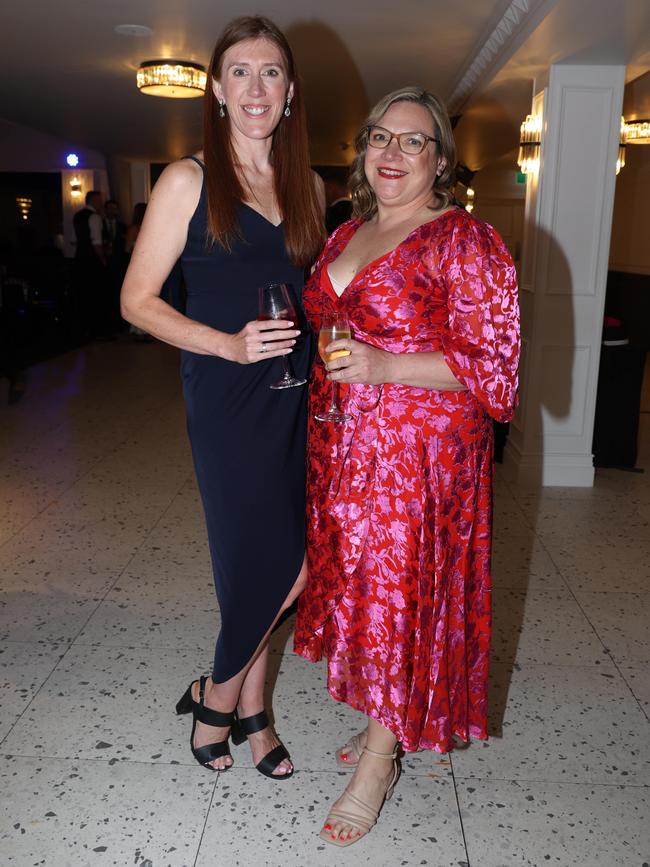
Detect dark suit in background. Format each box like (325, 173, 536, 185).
(73, 192, 109, 338)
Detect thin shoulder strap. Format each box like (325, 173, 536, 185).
(182, 155, 205, 169)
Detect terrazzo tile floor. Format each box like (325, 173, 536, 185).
(1, 341, 649, 867)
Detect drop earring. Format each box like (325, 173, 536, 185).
(284, 97, 291, 117)
(219, 99, 225, 118)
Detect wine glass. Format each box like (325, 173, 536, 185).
(258, 282, 306, 390)
(315, 313, 351, 423)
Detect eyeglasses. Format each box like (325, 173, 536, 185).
(366, 125, 440, 155)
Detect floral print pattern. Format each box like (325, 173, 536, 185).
(294, 209, 520, 752)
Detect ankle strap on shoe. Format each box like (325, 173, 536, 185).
(237, 710, 269, 735)
(196, 705, 236, 727)
(362, 746, 398, 760)
(194, 676, 236, 727)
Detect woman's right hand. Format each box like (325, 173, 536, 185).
(220, 319, 301, 364)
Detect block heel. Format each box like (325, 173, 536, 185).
(176, 675, 235, 772)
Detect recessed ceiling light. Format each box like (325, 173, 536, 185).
(114, 24, 153, 38)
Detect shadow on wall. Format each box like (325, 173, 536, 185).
(507, 224, 576, 484)
(536, 227, 575, 430)
(490, 227, 574, 740)
(286, 20, 368, 165)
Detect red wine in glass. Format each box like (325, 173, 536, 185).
(258, 282, 306, 389)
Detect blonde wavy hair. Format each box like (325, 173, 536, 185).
(350, 86, 457, 220)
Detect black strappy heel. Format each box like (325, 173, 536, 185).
(175, 675, 235, 771)
(231, 710, 294, 780)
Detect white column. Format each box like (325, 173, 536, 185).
(505, 64, 626, 487)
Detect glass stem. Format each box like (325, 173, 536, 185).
(330, 380, 340, 412)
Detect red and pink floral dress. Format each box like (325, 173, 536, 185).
(294, 208, 520, 753)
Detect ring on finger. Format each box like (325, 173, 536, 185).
(260, 342, 267, 353)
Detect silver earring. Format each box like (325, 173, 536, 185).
(219, 100, 225, 118)
(284, 98, 291, 117)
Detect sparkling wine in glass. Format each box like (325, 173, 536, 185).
(258, 282, 306, 390)
(315, 313, 351, 423)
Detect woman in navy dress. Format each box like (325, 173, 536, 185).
(121, 16, 324, 778)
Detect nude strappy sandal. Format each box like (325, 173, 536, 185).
(320, 746, 400, 847)
(335, 729, 367, 768)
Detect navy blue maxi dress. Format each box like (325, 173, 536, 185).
(179, 158, 310, 683)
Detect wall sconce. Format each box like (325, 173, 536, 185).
(137, 60, 206, 98)
(69, 177, 82, 198)
(16, 197, 32, 221)
(616, 116, 627, 175)
(517, 114, 542, 175)
(465, 186, 475, 213)
(623, 118, 650, 145)
(617, 117, 650, 174)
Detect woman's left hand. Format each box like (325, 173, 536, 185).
(324, 338, 393, 386)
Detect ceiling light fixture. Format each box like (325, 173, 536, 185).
(136, 60, 206, 98)
(517, 114, 542, 175)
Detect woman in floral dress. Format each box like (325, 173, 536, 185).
(294, 86, 520, 846)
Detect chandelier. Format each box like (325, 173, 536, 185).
(137, 60, 207, 98)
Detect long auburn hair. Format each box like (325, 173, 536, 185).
(350, 86, 457, 221)
(203, 16, 324, 267)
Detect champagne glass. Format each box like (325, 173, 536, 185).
(258, 282, 306, 389)
(315, 313, 351, 423)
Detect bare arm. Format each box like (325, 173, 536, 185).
(324, 338, 465, 391)
(120, 159, 299, 363)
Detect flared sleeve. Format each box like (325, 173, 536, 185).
(439, 215, 520, 422)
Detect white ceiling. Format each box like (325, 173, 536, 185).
(1, 0, 649, 169)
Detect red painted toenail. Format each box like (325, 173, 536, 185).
(324, 824, 332, 830)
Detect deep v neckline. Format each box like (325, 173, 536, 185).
(241, 201, 283, 229)
(325, 209, 458, 300)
